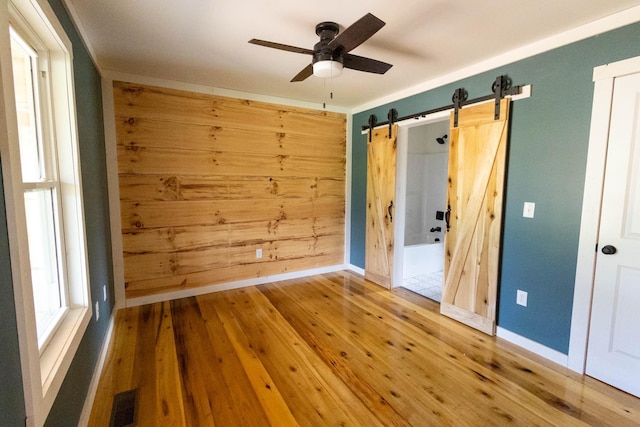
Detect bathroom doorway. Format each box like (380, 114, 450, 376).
(395, 117, 449, 302)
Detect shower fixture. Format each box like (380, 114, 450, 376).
(436, 135, 448, 145)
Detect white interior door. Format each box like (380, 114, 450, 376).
(585, 71, 640, 398)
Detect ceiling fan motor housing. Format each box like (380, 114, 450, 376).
(313, 21, 343, 65)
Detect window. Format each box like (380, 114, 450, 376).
(1, 0, 92, 425)
(10, 25, 69, 351)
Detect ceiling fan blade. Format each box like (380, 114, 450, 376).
(327, 13, 385, 53)
(249, 39, 313, 55)
(291, 64, 314, 82)
(343, 53, 392, 74)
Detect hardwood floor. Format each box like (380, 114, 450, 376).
(89, 271, 640, 426)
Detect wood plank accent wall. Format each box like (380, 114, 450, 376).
(113, 81, 346, 299)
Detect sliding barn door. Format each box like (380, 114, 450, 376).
(441, 99, 511, 335)
(365, 125, 397, 288)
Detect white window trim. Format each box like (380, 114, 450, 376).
(0, 0, 92, 425)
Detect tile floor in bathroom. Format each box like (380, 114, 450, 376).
(401, 270, 443, 302)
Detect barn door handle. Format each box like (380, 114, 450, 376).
(388, 200, 394, 222)
(445, 204, 451, 232)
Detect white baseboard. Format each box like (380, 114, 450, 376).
(125, 264, 349, 307)
(496, 326, 568, 367)
(348, 264, 365, 276)
(77, 305, 118, 427)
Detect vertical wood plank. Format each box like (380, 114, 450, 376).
(365, 126, 397, 288)
(442, 100, 510, 335)
(171, 297, 270, 426)
(197, 296, 300, 427)
(152, 302, 187, 425)
(201, 288, 385, 427)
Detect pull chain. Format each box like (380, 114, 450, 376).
(323, 78, 327, 109)
(322, 77, 336, 109)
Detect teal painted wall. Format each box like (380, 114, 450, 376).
(0, 169, 25, 426)
(0, 0, 114, 424)
(351, 22, 640, 354)
(44, 0, 114, 425)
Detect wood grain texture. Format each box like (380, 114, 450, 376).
(442, 100, 510, 335)
(365, 126, 397, 288)
(89, 271, 640, 426)
(113, 82, 346, 299)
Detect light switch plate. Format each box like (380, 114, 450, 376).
(523, 202, 535, 218)
(517, 290, 528, 307)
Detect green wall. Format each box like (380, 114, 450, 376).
(351, 22, 640, 354)
(0, 0, 114, 424)
(44, 0, 114, 424)
(0, 168, 25, 426)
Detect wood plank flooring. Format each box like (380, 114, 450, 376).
(89, 271, 640, 426)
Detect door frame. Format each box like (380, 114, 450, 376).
(569, 55, 640, 373)
(393, 111, 451, 287)
(390, 91, 531, 288)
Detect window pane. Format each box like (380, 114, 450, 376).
(10, 30, 43, 182)
(24, 189, 63, 344)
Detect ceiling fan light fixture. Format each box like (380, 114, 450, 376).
(250, 13, 391, 82)
(313, 60, 343, 78)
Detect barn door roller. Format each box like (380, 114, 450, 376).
(367, 114, 377, 142)
(387, 108, 398, 138)
(492, 75, 510, 121)
(361, 74, 525, 132)
(452, 88, 468, 128)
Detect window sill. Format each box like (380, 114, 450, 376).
(39, 306, 91, 413)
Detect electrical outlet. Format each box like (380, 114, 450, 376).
(95, 301, 100, 321)
(256, 248, 262, 259)
(516, 290, 528, 307)
(103, 284, 107, 302)
(523, 202, 535, 218)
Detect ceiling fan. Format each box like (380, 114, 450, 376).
(249, 13, 393, 82)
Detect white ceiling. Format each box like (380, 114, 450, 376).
(65, 0, 640, 109)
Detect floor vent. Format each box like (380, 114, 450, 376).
(109, 388, 138, 427)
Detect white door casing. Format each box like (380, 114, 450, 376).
(393, 111, 451, 288)
(569, 56, 640, 374)
(584, 71, 640, 398)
